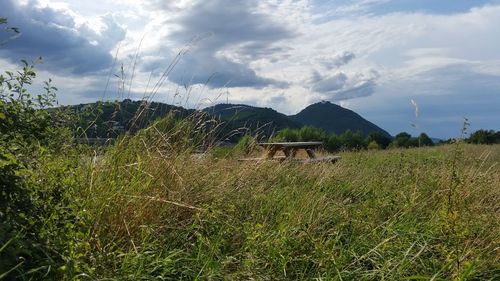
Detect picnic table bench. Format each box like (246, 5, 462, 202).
(259, 142, 323, 159)
(240, 141, 340, 163)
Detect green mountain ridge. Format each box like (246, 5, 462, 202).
(291, 101, 391, 137)
(202, 104, 303, 140)
(65, 99, 390, 140)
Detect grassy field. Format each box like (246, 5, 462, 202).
(2, 112, 499, 280)
(19, 130, 497, 280)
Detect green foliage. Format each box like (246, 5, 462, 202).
(274, 127, 300, 142)
(0, 60, 56, 145)
(339, 130, 366, 150)
(273, 126, 328, 143)
(69, 99, 193, 139)
(325, 134, 342, 152)
(291, 101, 391, 137)
(393, 132, 413, 148)
(0, 22, 84, 278)
(366, 131, 392, 149)
(297, 125, 327, 142)
(205, 104, 302, 141)
(274, 126, 398, 152)
(389, 132, 435, 148)
(81, 143, 500, 280)
(418, 132, 434, 147)
(234, 135, 257, 155)
(467, 129, 500, 144)
(211, 146, 235, 159)
(367, 140, 380, 150)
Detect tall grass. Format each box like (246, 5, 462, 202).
(67, 119, 500, 280)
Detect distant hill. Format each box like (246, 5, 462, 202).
(66, 99, 193, 138)
(203, 104, 302, 140)
(62, 99, 390, 140)
(291, 101, 391, 137)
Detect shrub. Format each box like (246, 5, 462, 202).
(367, 140, 380, 150)
(274, 128, 300, 142)
(298, 126, 327, 142)
(235, 135, 257, 155)
(1, 22, 81, 277)
(366, 132, 391, 149)
(339, 130, 366, 150)
(325, 134, 342, 152)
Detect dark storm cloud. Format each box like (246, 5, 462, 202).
(0, 0, 125, 74)
(148, 0, 294, 88)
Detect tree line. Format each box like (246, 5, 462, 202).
(272, 126, 434, 152)
(272, 126, 500, 152)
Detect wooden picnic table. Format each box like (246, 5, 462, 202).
(258, 141, 323, 160)
(239, 141, 340, 163)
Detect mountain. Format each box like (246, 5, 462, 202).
(67, 99, 193, 138)
(203, 104, 302, 140)
(62, 100, 390, 140)
(291, 101, 391, 137)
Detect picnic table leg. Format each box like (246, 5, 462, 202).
(266, 147, 278, 159)
(305, 149, 317, 159)
(283, 148, 297, 160)
(283, 147, 293, 159)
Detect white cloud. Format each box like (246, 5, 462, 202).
(1, 0, 499, 137)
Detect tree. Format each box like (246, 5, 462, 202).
(340, 130, 365, 150)
(418, 133, 434, 147)
(275, 127, 300, 142)
(494, 131, 500, 144)
(392, 132, 412, 148)
(325, 134, 342, 152)
(468, 129, 499, 144)
(366, 132, 391, 149)
(298, 126, 327, 142)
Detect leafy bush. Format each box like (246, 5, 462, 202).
(325, 134, 342, 152)
(1, 19, 84, 278)
(339, 130, 365, 150)
(274, 127, 300, 142)
(234, 135, 257, 155)
(367, 140, 380, 150)
(298, 125, 327, 142)
(366, 132, 392, 149)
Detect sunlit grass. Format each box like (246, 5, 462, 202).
(73, 127, 500, 280)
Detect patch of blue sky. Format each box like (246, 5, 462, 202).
(312, 0, 499, 17)
(371, 0, 497, 15)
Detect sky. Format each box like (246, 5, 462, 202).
(1, 0, 499, 138)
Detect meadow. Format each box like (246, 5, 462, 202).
(2, 117, 498, 280)
(1, 20, 498, 279)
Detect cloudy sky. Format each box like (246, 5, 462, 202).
(1, 0, 499, 138)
